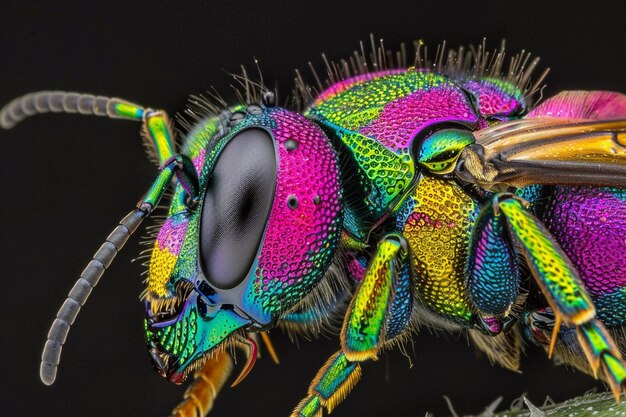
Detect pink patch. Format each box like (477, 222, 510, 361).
(528, 91, 626, 120)
(257, 110, 341, 285)
(360, 86, 479, 152)
(192, 149, 206, 176)
(406, 212, 434, 228)
(156, 217, 189, 255)
(463, 80, 524, 117)
(346, 256, 366, 281)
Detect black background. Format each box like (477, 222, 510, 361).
(1, 2, 625, 417)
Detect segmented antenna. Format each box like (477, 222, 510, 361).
(0, 88, 194, 384)
(40, 209, 147, 385)
(0, 91, 141, 129)
(38, 149, 195, 384)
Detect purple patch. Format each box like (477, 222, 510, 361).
(543, 186, 626, 295)
(156, 217, 189, 256)
(463, 79, 524, 117)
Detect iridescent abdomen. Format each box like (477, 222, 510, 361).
(542, 186, 626, 326)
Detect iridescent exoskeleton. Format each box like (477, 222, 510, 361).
(3, 39, 626, 417)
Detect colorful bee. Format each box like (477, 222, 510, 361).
(2, 39, 626, 417)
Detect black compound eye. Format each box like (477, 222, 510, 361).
(199, 129, 276, 289)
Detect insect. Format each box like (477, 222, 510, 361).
(2, 38, 626, 417)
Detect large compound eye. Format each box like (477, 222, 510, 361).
(199, 129, 276, 289)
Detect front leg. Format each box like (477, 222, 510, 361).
(292, 234, 413, 416)
(342, 233, 413, 360)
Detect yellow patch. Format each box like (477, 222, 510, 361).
(403, 176, 477, 321)
(148, 244, 178, 296)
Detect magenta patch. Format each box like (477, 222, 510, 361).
(346, 256, 366, 282)
(192, 149, 206, 176)
(463, 79, 524, 117)
(360, 86, 479, 152)
(257, 110, 341, 288)
(156, 217, 189, 255)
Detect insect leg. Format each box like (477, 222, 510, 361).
(291, 351, 362, 417)
(0, 90, 176, 164)
(40, 155, 198, 385)
(466, 196, 521, 335)
(168, 351, 233, 417)
(292, 234, 412, 416)
(496, 193, 626, 399)
(341, 233, 412, 360)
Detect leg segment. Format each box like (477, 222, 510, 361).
(467, 195, 520, 334)
(496, 193, 626, 398)
(499, 195, 595, 325)
(142, 110, 176, 164)
(524, 308, 626, 398)
(292, 233, 413, 416)
(342, 233, 412, 361)
(291, 351, 362, 417)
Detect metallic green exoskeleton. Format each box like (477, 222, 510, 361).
(2, 39, 626, 417)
